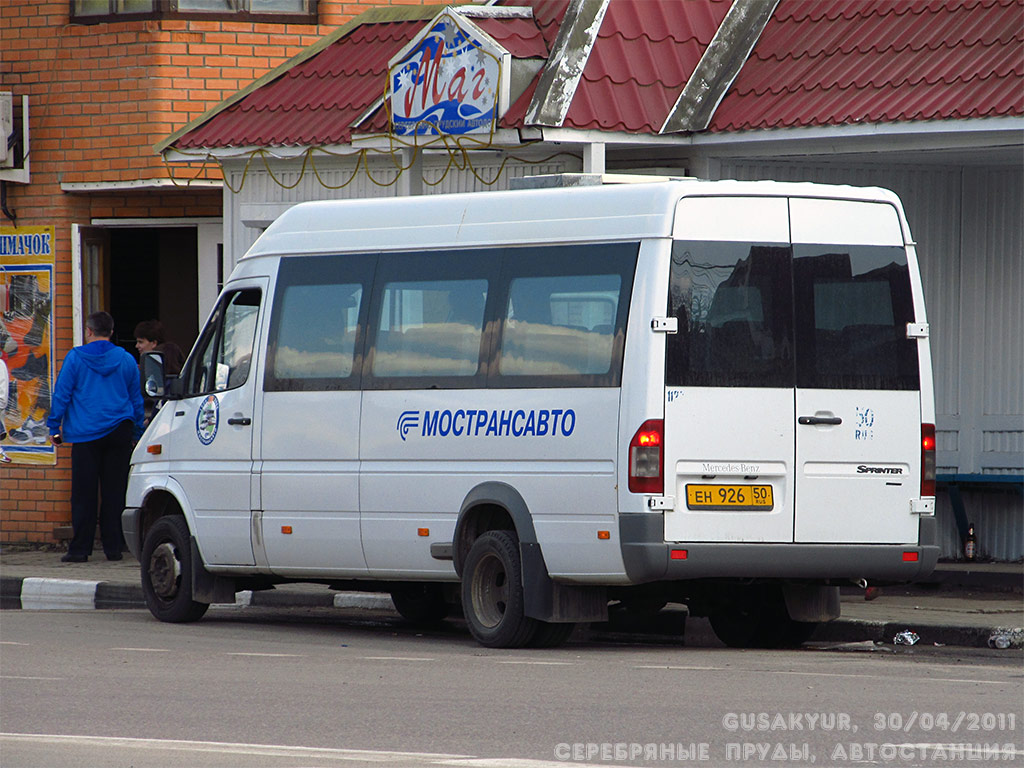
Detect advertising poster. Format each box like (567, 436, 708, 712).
(1, 225, 57, 466)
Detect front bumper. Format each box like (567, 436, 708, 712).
(121, 507, 142, 560)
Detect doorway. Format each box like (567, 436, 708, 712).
(107, 227, 200, 360)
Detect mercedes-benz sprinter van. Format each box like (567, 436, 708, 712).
(124, 178, 937, 648)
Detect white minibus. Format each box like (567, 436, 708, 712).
(124, 178, 937, 648)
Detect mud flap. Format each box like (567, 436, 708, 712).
(782, 584, 841, 622)
(190, 537, 237, 604)
(521, 541, 608, 623)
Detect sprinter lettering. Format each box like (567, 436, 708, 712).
(401, 408, 576, 439)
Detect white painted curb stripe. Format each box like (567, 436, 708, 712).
(334, 592, 395, 610)
(20, 578, 100, 610)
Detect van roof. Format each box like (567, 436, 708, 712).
(243, 178, 904, 259)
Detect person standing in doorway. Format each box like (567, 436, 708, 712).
(133, 320, 185, 423)
(48, 311, 144, 562)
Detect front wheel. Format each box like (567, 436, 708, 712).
(140, 515, 209, 623)
(461, 530, 537, 648)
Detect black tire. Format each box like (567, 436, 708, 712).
(527, 620, 575, 648)
(709, 585, 813, 649)
(140, 515, 209, 623)
(461, 530, 537, 648)
(390, 583, 450, 624)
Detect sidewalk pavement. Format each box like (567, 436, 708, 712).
(1, 546, 1020, 650)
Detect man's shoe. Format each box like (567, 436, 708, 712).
(105, 553, 123, 561)
(60, 553, 87, 563)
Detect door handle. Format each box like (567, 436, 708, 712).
(227, 417, 252, 426)
(798, 416, 842, 426)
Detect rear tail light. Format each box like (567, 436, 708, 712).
(921, 423, 936, 496)
(629, 419, 663, 494)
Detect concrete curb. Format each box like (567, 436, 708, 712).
(2, 576, 145, 611)
(2, 575, 1017, 650)
(813, 617, 1017, 649)
(1, 575, 396, 614)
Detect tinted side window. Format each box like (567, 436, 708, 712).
(265, 255, 373, 391)
(374, 278, 488, 377)
(667, 241, 794, 388)
(185, 288, 261, 396)
(794, 245, 919, 390)
(493, 243, 637, 388)
(365, 250, 500, 389)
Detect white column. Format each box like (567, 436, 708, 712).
(583, 142, 606, 175)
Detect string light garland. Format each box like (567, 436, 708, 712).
(162, 132, 576, 194)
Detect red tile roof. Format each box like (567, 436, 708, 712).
(473, 14, 549, 59)
(709, 0, 1024, 132)
(167, 0, 1023, 152)
(175, 20, 420, 149)
(501, 0, 731, 133)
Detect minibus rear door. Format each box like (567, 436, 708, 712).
(663, 196, 796, 543)
(789, 198, 923, 544)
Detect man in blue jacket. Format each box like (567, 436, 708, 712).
(48, 311, 145, 562)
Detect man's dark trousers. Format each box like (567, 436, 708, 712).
(68, 419, 134, 559)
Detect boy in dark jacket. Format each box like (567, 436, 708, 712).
(47, 311, 144, 562)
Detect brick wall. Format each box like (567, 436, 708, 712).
(0, 0, 429, 544)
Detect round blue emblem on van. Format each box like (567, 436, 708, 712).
(196, 394, 219, 445)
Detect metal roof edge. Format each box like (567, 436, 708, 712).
(61, 178, 222, 192)
(524, 0, 610, 127)
(153, 3, 455, 156)
(688, 116, 1024, 153)
(661, 0, 780, 135)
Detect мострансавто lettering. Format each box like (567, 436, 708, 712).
(398, 408, 576, 441)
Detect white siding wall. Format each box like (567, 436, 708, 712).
(222, 154, 578, 267)
(962, 168, 1024, 476)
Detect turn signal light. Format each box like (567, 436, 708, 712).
(146, 444, 162, 455)
(281, 526, 293, 535)
(418, 528, 430, 537)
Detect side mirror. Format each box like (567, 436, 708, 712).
(142, 352, 165, 398)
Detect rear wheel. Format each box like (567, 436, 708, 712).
(390, 583, 450, 624)
(140, 515, 209, 623)
(461, 530, 537, 648)
(709, 585, 815, 649)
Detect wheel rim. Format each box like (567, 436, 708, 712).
(149, 541, 182, 599)
(471, 551, 508, 629)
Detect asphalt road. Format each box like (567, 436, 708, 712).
(1, 605, 1021, 768)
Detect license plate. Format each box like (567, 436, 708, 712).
(685, 484, 774, 511)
